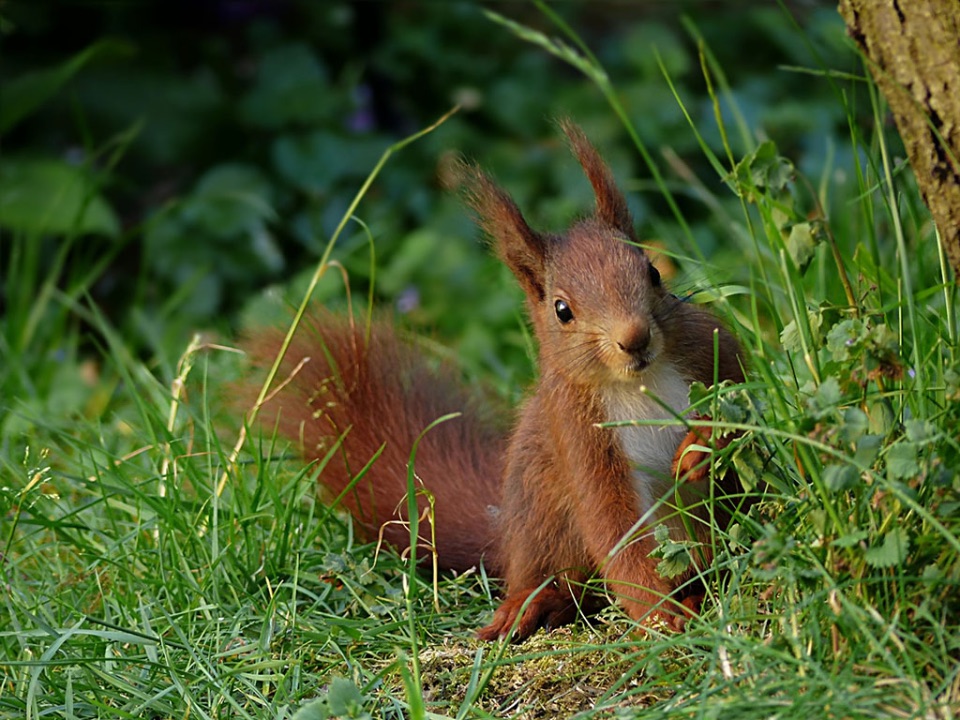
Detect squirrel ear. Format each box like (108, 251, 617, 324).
(558, 119, 637, 241)
(451, 160, 549, 301)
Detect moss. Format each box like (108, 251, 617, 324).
(416, 622, 684, 717)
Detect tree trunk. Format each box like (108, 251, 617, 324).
(838, 0, 960, 279)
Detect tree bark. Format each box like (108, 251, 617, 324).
(838, 0, 960, 279)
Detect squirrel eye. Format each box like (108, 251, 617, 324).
(554, 299, 574, 324)
(648, 262, 661, 287)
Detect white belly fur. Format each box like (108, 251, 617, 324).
(602, 363, 708, 543)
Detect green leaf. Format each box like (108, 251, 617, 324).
(864, 528, 910, 568)
(867, 398, 895, 435)
(326, 677, 367, 717)
(854, 434, 883, 467)
(623, 23, 690, 78)
(840, 407, 869, 444)
(718, 394, 748, 424)
(786, 221, 819, 269)
(0, 39, 133, 134)
(272, 132, 384, 193)
(832, 529, 868, 549)
(289, 679, 368, 720)
(649, 524, 697, 579)
(886, 442, 920, 480)
(806, 376, 841, 417)
(730, 140, 795, 199)
(823, 463, 858, 492)
(904, 419, 936, 444)
(938, 501, 960, 519)
(780, 306, 823, 352)
(687, 381, 710, 406)
(732, 446, 764, 493)
(866, 322, 898, 353)
(291, 698, 330, 720)
(922, 563, 945, 581)
(825, 318, 865, 362)
(945, 368, 960, 400)
(184, 163, 275, 238)
(239, 43, 334, 129)
(0, 158, 119, 237)
(779, 318, 801, 352)
(686, 380, 749, 423)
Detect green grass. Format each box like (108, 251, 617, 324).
(2, 7, 959, 720)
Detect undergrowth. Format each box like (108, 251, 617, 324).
(1, 4, 958, 720)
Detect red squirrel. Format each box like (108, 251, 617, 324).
(245, 120, 744, 641)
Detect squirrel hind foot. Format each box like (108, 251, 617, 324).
(621, 592, 701, 635)
(676, 593, 703, 630)
(476, 586, 581, 642)
(478, 586, 702, 641)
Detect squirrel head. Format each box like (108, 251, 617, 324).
(459, 120, 675, 386)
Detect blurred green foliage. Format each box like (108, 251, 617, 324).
(1, 1, 860, 378)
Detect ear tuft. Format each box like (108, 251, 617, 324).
(558, 119, 636, 240)
(451, 158, 549, 301)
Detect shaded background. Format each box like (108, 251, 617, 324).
(2, 0, 863, 394)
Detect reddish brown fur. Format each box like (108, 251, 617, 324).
(465, 121, 745, 639)
(244, 122, 745, 641)
(243, 312, 506, 575)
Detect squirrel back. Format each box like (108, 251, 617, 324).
(243, 312, 506, 574)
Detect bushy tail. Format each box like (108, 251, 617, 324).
(242, 311, 506, 574)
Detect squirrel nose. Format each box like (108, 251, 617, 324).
(616, 322, 651, 357)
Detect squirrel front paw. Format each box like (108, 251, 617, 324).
(477, 586, 579, 641)
(672, 426, 712, 483)
(672, 418, 736, 483)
